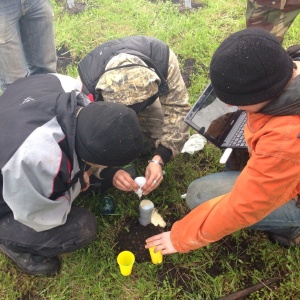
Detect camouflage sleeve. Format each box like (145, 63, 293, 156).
(246, 0, 300, 43)
(156, 49, 191, 157)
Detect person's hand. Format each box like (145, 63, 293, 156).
(113, 169, 139, 192)
(145, 231, 178, 255)
(143, 156, 164, 195)
(81, 170, 91, 192)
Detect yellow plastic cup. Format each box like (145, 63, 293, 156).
(149, 246, 163, 264)
(117, 251, 135, 276)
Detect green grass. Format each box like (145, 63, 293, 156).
(1, 0, 300, 299)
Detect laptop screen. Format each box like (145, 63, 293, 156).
(185, 84, 239, 147)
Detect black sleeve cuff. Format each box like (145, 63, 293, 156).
(154, 144, 173, 164)
(99, 167, 122, 184)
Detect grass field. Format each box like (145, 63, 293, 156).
(1, 0, 300, 299)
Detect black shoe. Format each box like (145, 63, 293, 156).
(268, 232, 300, 248)
(0, 244, 60, 276)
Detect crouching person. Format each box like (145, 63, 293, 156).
(0, 73, 143, 275)
(146, 28, 300, 255)
(78, 35, 191, 195)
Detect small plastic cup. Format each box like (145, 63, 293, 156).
(149, 246, 163, 264)
(117, 251, 135, 276)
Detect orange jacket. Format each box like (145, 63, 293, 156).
(171, 112, 300, 252)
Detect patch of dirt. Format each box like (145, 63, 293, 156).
(55, 1, 86, 14)
(56, 45, 75, 74)
(115, 215, 284, 297)
(114, 201, 187, 263)
(178, 1, 207, 12)
(149, 0, 206, 12)
(180, 57, 196, 88)
(18, 293, 43, 300)
(115, 216, 165, 263)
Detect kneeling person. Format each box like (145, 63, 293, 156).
(146, 28, 300, 255)
(0, 73, 143, 275)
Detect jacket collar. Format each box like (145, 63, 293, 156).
(247, 112, 273, 132)
(247, 74, 300, 132)
(261, 75, 300, 116)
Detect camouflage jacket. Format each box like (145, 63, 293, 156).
(156, 49, 191, 158)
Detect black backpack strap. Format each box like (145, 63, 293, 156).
(127, 93, 159, 114)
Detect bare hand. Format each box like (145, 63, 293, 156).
(145, 231, 177, 255)
(81, 170, 91, 192)
(113, 169, 139, 192)
(143, 158, 164, 195)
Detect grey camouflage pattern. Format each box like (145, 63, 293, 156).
(96, 53, 160, 105)
(143, 49, 190, 156)
(97, 50, 191, 157)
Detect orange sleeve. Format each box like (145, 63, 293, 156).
(171, 154, 300, 253)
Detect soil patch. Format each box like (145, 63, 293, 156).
(56, 45, 76, 74)
(115, 216, 165, 263)
(180, 57, 197, 88)
(149, 0, 206, 12)
(55, 1, 86, 14)
(115, 217, 283, 297)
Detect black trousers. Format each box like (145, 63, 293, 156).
(0, 206, 97, 257)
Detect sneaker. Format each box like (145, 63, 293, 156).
(0, 244, 60, 276)
(268, 232, 300, 248)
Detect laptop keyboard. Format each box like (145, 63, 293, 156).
(228, 117, 247, 147)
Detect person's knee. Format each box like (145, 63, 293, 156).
(186, 178, 208, 210)
(186, 172, 240, 210)
(72, 207, 97, 244)
(57, 207, 97, 254)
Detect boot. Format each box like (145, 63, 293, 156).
(0, 244, 60, 276)
(268, 232, 300, 248)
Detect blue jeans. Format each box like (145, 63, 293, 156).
(186, 171, 300, 239)
(0, 0, 57, 92)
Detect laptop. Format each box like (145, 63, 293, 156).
(184, 83, 247, 149)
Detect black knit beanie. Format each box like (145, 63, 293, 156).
(76, 102, 143, 166)
(210, 28, 294, 105)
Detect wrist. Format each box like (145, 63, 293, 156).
(154, 145, 172, 164)
(148, 158, 164, 167)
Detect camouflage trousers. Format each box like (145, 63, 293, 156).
(246, 0, 300, 43)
